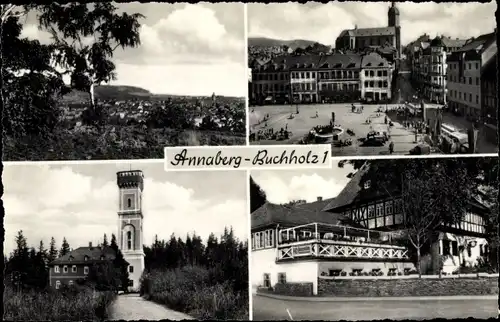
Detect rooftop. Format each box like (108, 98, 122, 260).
(339, 26, 396, 38)
(361, 52, 392, 68)
(49, 245, 121, 266)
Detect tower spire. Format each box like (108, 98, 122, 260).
(391, 1, 396, 7)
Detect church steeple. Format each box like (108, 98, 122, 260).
(388, 2, 400, 27)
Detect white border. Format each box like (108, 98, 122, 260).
(329, 153, 498, 162)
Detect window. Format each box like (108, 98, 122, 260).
(469, 93, 472, 102)
(475, 63, 479, 69)
(127, 198, 131, 208)
(278, 272, 287, 284)
(128, 280, 134, 287)
(364, 180, 371, 189)
(63, 266, 68, 273)
(127, 231, 132, 250)
(84, 266, 89, 275)
(129, 266, 134, 273)
(263, 273, 271, 288)
(469, 77, 472, 85)
(72, 265, 77, 273)
(476, 95, 479, 104)
(367, 205, 375, 219)
(69, 280, 73, 286)
(84, 255, 89, 261)
(476, 77, 479, 85)
(54, 265, 60, 273)
(55, 280, 61, 290)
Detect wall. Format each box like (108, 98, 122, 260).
(252, 248, 319, 294)
(125, 254, 145, 292)
(318, 276, 498, 297)
(318, 260, 414, 276)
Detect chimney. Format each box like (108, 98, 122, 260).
(317, 196, 323, 201)
(355, 24, 358, 30)
(89, 242, 93, 249)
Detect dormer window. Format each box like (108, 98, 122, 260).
(364, 180, 371, 189)
(68, 255, 74, 261)
(100, 255, 105, 260)
(84, 255, 89, 261)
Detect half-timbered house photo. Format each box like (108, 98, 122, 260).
(250, 157, 498, 320)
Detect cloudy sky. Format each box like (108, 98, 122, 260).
(3, 161, 248, 256)
(251, 163, 354, 204)
(248, 2, 497, 46)
(21, 3, 246, 97)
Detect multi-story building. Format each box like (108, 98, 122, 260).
(360, 52, 394, 102)
(447, 32, 496, 119)
(481, 51, 497, 144)
(289, 56, 320, 103)
(336, 2, 402, 62)
(249, 53, 392, 104)
(409, 36, 467, 103)
(48, 244, 123, 289)
(250, 57, 290, 105)
(251, 163, 491, 295)
(316, 54, 361, 103)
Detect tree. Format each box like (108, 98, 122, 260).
(103, 234, 109, 247)
(341, 158, 491, 276)
(59, 237, 71, 257)
(35, 3, 144, 112)
(2, 7, 69, 138)
(250, 176, 267, 212)
(48, 237, 58, 262)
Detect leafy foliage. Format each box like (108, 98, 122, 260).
(250, 176, 267, 212)
(140, 227, 248, 320)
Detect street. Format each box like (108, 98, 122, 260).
(252, 294, 498, 321)
(249, 103, 424, 156)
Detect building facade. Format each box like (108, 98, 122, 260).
(447, 32, 496, 119)
(481, 52, 497, 144)
(336, 2, 401, 61)
(251, 164, 491, 295)
(250, 53, 392, 104)
(360, 52, 394, 101)
(117, 170, 146, 292)
(48, 244, 121, 289)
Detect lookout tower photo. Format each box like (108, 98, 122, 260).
(3, 161, 249, 321)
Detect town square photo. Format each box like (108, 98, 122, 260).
(3, 161, 249, 321)
(2, 2, 247, 161)
(248, 2, 498, 156)
(250, 157, 498, 320)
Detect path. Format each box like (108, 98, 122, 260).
(109, 294, 194, 321)
(253, 294, 498, 321)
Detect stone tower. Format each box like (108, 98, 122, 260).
(117, 170, 145, 292)
(388, 2, 402, 60)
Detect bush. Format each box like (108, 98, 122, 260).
(140, 266, 247, 320)
(3, 285, 116, 321)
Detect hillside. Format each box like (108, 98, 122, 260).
(248, 37, 324, 50)
(61, 85, 243, 103)
(61, 85, 152, 102)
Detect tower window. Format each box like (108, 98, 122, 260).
(127, 231, 132, 250)
(127, 198, 132, 208)
(129, 266, 134, 273)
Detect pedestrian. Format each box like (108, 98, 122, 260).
(285, 123, 288, 131)
(389, 141, 394, 154)
(384, 116, 388, 124)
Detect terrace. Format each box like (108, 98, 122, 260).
(277, 223, 409, 262)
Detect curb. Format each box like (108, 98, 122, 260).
(255, 292, 499, 302)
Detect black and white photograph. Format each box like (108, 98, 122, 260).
(250, 157, 498, 320)
(247, 2, 498, 156)
(2, 2, 247, 161)
(3, 161, 249, 321)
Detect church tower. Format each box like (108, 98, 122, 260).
(117, 170, 145, 292)
(388, 2, 402, 60)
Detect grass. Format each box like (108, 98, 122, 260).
(3, 125, 246, 161)
(3, 285, 116, 321)
(140, 266, 249, 320)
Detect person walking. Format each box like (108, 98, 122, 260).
(389, 141, 394, 154)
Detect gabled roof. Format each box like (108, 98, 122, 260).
(456, 32, 495, 53)
(318, 53, 362, 69)
(353, 27, 396, 37)
(361, 52, 392, 68)
(251, 198, 349, 230)
(49, 246, 119, 266)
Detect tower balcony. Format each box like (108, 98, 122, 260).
(276, 223, 410, 262)
(117, 170, 144, 190)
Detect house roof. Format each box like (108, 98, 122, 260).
(318, 53, 362, 69)
(49, 246, 120, 266)
(455, 32, 495, 53)
(338, 26, 395, 39)
(361, 52, 392, 68)
(251, 198, 349, 230)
